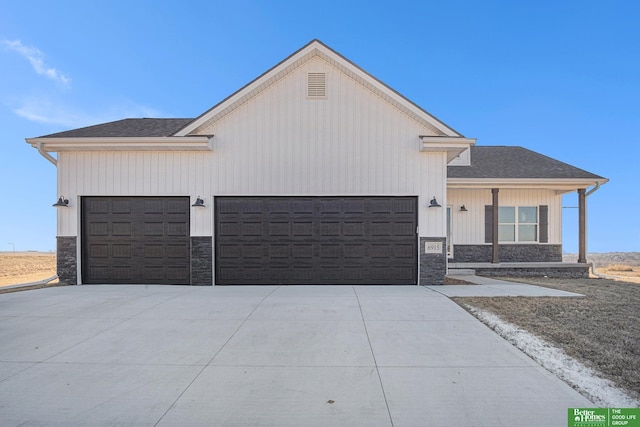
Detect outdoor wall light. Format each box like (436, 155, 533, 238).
(460, 205, 468, 212)
(192, 196, 205, 207)
(428, 197, 441, 208)
(53, 196, 69, 207)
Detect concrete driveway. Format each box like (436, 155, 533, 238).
(0, 285, 590, 426)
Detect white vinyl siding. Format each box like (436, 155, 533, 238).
(447, 188, 562, 245)
(55, 56, 447, 239)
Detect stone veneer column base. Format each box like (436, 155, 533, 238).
(56, 236, 77, 285)
(191, 236, 213, 285)
(419, 237, 447, 285)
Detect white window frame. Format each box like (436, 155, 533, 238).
(498, 206, 538, 243)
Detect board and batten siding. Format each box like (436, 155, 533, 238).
(56, 56, 449, 239)
(447, 188, 562, 244)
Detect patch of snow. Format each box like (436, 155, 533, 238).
(465, 305, 639, 408)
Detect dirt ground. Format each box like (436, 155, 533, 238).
(453, 277, 640, 401)
(0, 252, 57, 286)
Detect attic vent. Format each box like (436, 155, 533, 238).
(307, 72, 326, 98)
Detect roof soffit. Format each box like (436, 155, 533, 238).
(175, 40, 461, 137)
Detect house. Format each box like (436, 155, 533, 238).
(26, 40, 607, 286)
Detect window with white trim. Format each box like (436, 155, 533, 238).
(498, 206, 538, 242)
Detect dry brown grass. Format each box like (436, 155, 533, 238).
(0, 252, 57, 286)
(595, 265, 640, 284)
(453, 277, 640, 401)
(605, 264, 635, 272)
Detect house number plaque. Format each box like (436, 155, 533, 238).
(424, 241, 443, 254)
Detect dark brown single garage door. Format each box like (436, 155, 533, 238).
(215, 196, 417, 285)
(82, 197, 190, 284)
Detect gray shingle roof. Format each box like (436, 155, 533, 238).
(40, 118, 194, 138)
(448, 146, 605, 180)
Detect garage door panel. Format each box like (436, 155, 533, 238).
(393, 198, 416, 213)
(242, 200, 263, 214)
(89, 244, 109, 258)
(343, 199, 365, 214)
(89, 222, 109, 236)
(166, 200, 189, 214)
(241, 244, 262, 258)
(166, 266, 189, 281)
(112, 200, 132, 214)
(394, 243, 416, 258)
(268, 199, 290, 214)
(343, 222, 364, 236)
(218, 244, 241, 259)
(143, 244, 164, 258)
(112, 244, 132, 258)
(321, 200, 341, 213)
(87, 199, 109, 214)
(292, 221, 313, 236)
(144, 266, 165, 280)
(219, 222, 241, 236)
(242, 222, 263, 236)
(82, 197, 190, 284)
(370, 199, 392, 213)
(344, 244, 364, 258)
(293, 244, 313, 258)
(112, 222, 132, 236)
(144, 222, 164, 237)
(167, 222, 187, 236)
(393, 221, 416, 236)
(269, 222, 290, 236)
(269, 244, 290, 258)
(143, 199, 165, 214)
(215, 196, 417, 285)
(370, 221, 392, 236)
(320, 221, 340, 236)
(292, 200, 314, 214)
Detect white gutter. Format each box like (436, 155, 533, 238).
(586, 181, 602, 197)
(36, 142, 57, 166)
(27, 136, 214, 152)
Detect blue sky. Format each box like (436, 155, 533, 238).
(1, 0, 638, 253)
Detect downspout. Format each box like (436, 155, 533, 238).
(36, 142, 57, 166)
(585, 182, 601, 197)
(35, 141, 60, 284)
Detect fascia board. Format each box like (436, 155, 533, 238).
(26, 136, 213, 152)
(447, 177, 609, 190)
(420, 136, 476, 161)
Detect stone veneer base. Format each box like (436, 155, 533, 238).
(451, 244, 562, 263)
(191, 236, 213, 285)
(419, 237, 447, 285)
(57, 236, 78, 285)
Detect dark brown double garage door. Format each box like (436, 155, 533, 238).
(82, 196, 417, 285)
(215, 196, 418, 285)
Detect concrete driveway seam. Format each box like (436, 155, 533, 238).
(352, 286, 395, 427)
(153, 285, 283, 426)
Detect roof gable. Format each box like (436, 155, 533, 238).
(174, 39, 462, 137)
